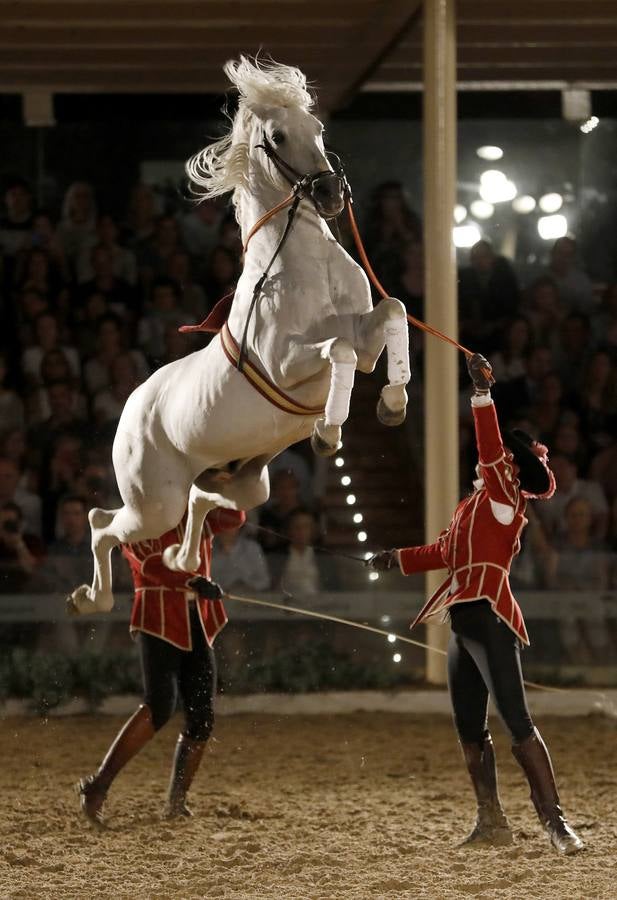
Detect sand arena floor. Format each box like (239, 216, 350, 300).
(0, 712, 615, 899)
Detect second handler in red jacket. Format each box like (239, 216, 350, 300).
(78, 507, 245, 825)
(369, 354, 584, 855)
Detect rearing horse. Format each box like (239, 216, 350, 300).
(68, 56, 410, 614)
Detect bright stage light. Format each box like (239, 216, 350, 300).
(335, 457, 344, 468)
(453, 224, 481, 248)
(387, 633, 396, 643)
(380, 614, 391, 624)
(479, 169, 517, 203)
(512, 195, 536, 214)
(454, 204, 467, 224)
(369, 571, 379, 582)
(346, 494, 356, 505)
(539, 192, 563, 214)
(580, 116, 599, 134)
(538, 214, 568, 240)
(393, 653, 402, 663)
(470, 200, 494, 220)
(341, 475, 351, 486)
(357, 531, 367, 542)
(476, 145, 503, 161)
(364, 551, 373, 560)
(353, 513, 363, 524)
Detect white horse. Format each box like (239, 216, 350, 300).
(68, 56, 410, 614)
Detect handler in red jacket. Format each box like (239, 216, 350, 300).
(78, 506, 245, 825)
(369, 354, 584, 855)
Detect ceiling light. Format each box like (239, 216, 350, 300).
(453, 224, 481, 248)
(512, 195, 536, 214)
(537, 214, 568, 240)
(470, 200, 494, 220)
(476, 145, 503, 161)
(539, 192, 563, 214)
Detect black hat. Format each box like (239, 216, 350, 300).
(502, 429, 554, 498)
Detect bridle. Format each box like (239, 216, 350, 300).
(256, 134, 350, 218)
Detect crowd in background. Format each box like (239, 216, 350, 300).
(1, 172, 617, 634)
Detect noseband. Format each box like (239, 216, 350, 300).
(256, 134, 350, 217)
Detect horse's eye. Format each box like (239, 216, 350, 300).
(271, 130, 285, 146)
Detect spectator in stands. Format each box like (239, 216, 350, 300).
(551, 420, 589, 474)
(44, 495, 92, 589)
(391, 238, 424, 321)
(268, 448, 314, 505)
(536, 453, 608, 541)
(15, 287, 50, 345)
(488, 316, 533, 384)
(41, 433, 84, 540)
(0, 456, 41, 536)
(210, 523, 270, 592)
(578, 349, 617, 454)
(591, 282, 617, 345)
(493, 344, 554, 422)
(0, 351, 24, 433)
(510, 505, 555, 590)
(589, 417, 617, 502)
(16, 245, 66, 302)
(137, 278, 187, 363)
(549, 496, 609, 593)
(552, 312, 594, 392)
(166, 249, 207, 320)
(25, 211, 69, 281)
(527, 371, 578, 441)
(522, 276, 564, 347)
(0, 177, 34, 263)
(217, 215, 243, 257)
(203, 245, 240, 304)
(57, 181, 98, 268)
(270, 508, 339, 596)
(124, 183, 158, 247)
(363, 181, 422, 287)
(259, 469, 304, 553)
(0, 501, 43, 593)
(76, 214, 137, 286)
(78, 245, 137, 317)
(28, 379, 88, 458)
(92, 352, 142, 425)
(135, 214, 185, 287)
(544, 236, 594, 315)
(71, 459, 120, 514)
(178, 196, 223, 260)
(27, 348, 86, 423)
(21, 312, 80, 386)
(83, 313, 149, 396)
(72, 290, 110, 355)
(458, 239, 520, 351)
(0, 428, 35, 492)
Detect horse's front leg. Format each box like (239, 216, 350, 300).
(280, 336, 357, 457)
(357, 297, 410, 426)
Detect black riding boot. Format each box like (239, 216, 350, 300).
(460, 732, 513, 846)
(163, 733, 207, 819)
(78, 704, 155, 825)
(512, 728, 584, 855)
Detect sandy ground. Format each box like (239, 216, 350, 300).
(0, 712, 615, 900)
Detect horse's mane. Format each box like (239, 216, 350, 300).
(186, 56, 314, 203)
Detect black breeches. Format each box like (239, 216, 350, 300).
(447, 600, 535, 745)
(137, 607, 217, 741)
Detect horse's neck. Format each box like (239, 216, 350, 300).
(238, 190, 332, 267)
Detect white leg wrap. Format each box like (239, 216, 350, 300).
(385, 318, 411, 386)
(325, 361, 355, 427)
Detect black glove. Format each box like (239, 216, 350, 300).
(187, 576, 224, 601)
(366, 550, 398, 571)
(466, 353, 493, 392)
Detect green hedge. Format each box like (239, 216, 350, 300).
(0, 642, 416, 715)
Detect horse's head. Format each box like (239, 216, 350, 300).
(186, 57, 347, 220)
(248, 104, 347, 220)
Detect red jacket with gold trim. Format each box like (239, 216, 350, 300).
(401, 399, 530, 644)
(121, 508, 246, 651)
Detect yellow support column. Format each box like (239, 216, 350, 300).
(423, 0, 458, 684)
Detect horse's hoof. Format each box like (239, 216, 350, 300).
(377, 385, 407, 426)
(377, 397, 406, 426)
(310, 419, 341, 457)
(67, 584, 93, 616)
(162, 545, 199, 573)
